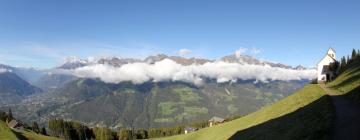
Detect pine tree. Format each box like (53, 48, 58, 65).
(352, 49, 357, 60)
(119, 129, 132, 140)
(41, 127, 47, 135)
(329, 61, 339, 80)
(8, 108, 13, 120)
(0, 111, 7, 122)
(340, 56, 346, 72)
(92, 127, 115, 140)
(133, 129, 148, 139)
(32, 122, 40, 133)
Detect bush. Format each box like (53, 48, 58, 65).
(310, 79, 318, 84)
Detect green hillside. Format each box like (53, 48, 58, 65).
(0, 120, 60, 140)
(160, 84, 334, 140)
(64, 80, 305, 128)
(328, 57, 360, 102)
(12, 78, 305, 129)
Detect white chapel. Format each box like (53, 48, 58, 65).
(317, 48, 337, 82)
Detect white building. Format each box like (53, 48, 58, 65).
(184, 127, 197, 134)
(317, 48, 337, 82)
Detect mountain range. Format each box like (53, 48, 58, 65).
(57, 54, 305, 70)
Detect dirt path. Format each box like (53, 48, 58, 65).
(319, 84, 360, 140)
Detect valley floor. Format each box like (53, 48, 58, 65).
(320, 84, 360, 140)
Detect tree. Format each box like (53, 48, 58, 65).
(7, 108, 13, 121)
(71, 121, 86, 140)
(351, 48, 357, 60)
(119, 129, 132, 140)
(135, 129, 147, 139)
(49, 118, 66, 137)
(32, 122, 40, 133)
(123, 115, 135, 139)
(0, 111, 6, 121)
(41, 127, 47, 135)
(49, 119, 58, 136)
(328, 61, 340, 81)
(340, 56, 346, 72)
(93, 127, 116, 140)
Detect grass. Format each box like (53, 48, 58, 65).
(154, 118, 175, 123)
(184, 107, 208, 115)
(228, 92, 333, 140)
(174, 107, 209, 121)
(0, 121, 18, 140)
(227, 105, 238, 114)
(173, 87, 202, 103)
(328, 59, 360, 94)
(159, 84, 333, 140)
(0, 121, 60, 140)
(122, 88, 137, 94)
(158, 102, 178, 115)
(17, 130, 61, 140)
(328, 58, 360, 102)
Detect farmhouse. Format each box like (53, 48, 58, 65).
(7, 119, 24, 130)
(209, 116, 225, 127)
(317, 48, 337, 82)
(184, 127, 197, 134)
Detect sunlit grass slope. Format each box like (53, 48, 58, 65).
(328, 58, 360, 102)
(0, 120, 60, 140)
(0, 121, 18, 140)
(18, 130, 61, 140)
(160, 84, 330, 140)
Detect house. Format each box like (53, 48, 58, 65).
(317, 48, 337, 82)
(184, 127, 197, 134)
(7, 119, 24, 130)
(208, 116, 225, 127)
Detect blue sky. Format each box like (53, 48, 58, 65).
(0, 0, 359, 68)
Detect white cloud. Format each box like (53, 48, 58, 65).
(66, 59, 317, 85)
(235, 48, 248, 58)
(251, 47, 261, 55)
(235, 47, 261, 57)
(178, 49, 192, 56)
(0, 68, 10, 73)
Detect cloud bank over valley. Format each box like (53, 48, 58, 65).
(65, 59, 317, 85)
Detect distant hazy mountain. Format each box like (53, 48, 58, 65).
(0, 64, 12, 71)
(33, 74, 77, 91)
(0, 71, 42, 105)
(57, 54, 213, 69)
(0, 64, 45, 83)
(294, 65, 307, 70)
